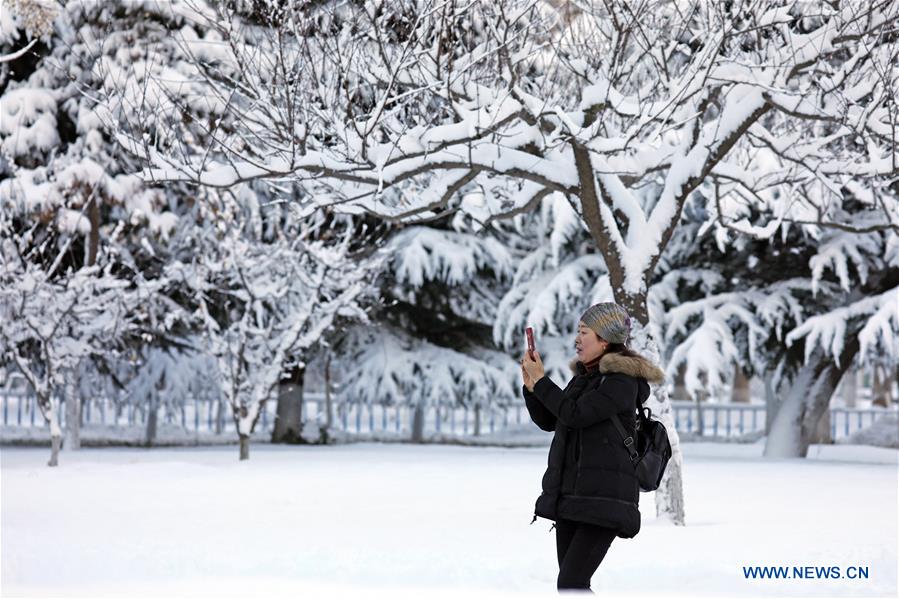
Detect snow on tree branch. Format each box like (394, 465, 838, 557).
(785, 286, 899, 366)
(337, 324, 518, 409)
(91, 0, 897, 302)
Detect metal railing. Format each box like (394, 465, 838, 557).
(0, 390, 527, 438)
(670, 400, 766, 437)
(1, 388, 895, 441)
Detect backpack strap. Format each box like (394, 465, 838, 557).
(596, 373, 640, 462)
(610, 413, 640, 462)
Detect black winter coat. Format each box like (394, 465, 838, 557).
(523, 351, 665, 539)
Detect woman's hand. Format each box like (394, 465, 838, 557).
(521, 360, 534, 392)
(521, 350, 545, 391)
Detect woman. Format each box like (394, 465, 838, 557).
(520, 302, 664, 593)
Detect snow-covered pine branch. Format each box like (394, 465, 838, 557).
(785, 287, 899, 367)
(663, 290, 770, 398)
(388, 225, 514, 289)
(785, 228, 899, 367)
(338, 324, 517, 409)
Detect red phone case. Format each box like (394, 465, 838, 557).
(526, 327, 535, 357)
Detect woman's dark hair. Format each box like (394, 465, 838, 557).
(595, 334, 642, 359)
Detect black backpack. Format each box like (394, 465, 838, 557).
(610, 405, 672, 492)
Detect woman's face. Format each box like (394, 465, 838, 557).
(575, 321, 608, 363)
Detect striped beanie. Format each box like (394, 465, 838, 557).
(579, 302, 631, 345)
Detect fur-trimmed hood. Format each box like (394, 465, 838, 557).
(568, 351, 665, 384)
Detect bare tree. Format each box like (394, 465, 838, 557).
(170, 188, 379, 460)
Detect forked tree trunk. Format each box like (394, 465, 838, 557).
(764, 340, 858, 458)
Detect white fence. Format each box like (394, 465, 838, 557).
(668, 400, 895, 440)
(1, 388, 895, 441)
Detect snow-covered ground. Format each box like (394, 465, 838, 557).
(1, 442, 896, 599)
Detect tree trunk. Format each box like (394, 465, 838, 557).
(215, 397, 224, 434)
(731, 366, 750, 403)
(764, 340, 859, 458)
(629, 319, 686, 526)
(64, 376, 80, 451)
(324, 351, 333, 430)
(473, 404, 481, 437)
(672, 364, 689, 401)
(763, 371, 779, 435)
(694, 375, 709, 436)
(695, 391, 705, 436)
(411, 404, 425, 443)
(809, 405, 831, 445)
(49, 434, 61, 467)
(239, 434, 250, 460)
(145, 395, 158, 447)
(41, 393, 62, 467)
(573, 142, 683, 523)
(271, 364, 305, 443)
(872, 364, 892, 407)
(87, 193, 100, 266)
(841, 367, 858, 407)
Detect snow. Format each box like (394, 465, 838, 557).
(808, 232, 880, 295)
(662, 290, 767, 397)
(0, 88, 59, 158)
(493, 252, 606, 349)
(388, 226, 514, 288)
(757, 5, 793, 27)
(1, 442, 895, 598)
(56, 208, 91, 234)
(786, 288, 899, 365)
(337, 325, 517, 409)
(0, 423, 271, 447)
(841, 414, 899, 449)
(0, 2, 20, 45)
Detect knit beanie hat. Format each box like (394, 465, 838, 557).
(579, 302, 631, 345)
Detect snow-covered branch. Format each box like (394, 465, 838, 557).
(89, 0, 897, 306)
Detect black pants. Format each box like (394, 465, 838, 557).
(554, 518, 617, 593)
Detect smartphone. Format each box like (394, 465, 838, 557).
(525, 326, 535, 360)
